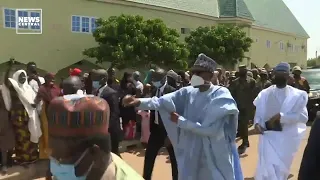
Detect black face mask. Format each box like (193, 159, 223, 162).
(293, 74, 300, 78)
(238, 71, 247, 77)
(273, 76, 287, 87)
(260, 75, 267, 81)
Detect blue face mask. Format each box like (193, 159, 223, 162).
(50, 149, 93, 180)
(92, 81, 100, 89)
(152, 81, 162, 88)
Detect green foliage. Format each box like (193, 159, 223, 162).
(307, 57, 320, 67)
(83, 14, 189, 70)
(185, 25, 253, 66)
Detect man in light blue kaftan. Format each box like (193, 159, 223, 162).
(123, 53, 243, 180)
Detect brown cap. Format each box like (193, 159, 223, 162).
(47, 96, 110, 137)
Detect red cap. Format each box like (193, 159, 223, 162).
(70, 68, 82, 76)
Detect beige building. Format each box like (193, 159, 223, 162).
(0, 0, 309, 74)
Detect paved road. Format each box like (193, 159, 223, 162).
(1, 127, 310, 180)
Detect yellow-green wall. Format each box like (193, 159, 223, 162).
(250, 28, 307, 68)
(0, 0, 308, 73)
(0, 0, 217, 73)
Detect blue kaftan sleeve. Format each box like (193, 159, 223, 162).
(138, 88, 186, 147)
(138, 88, 185, 113)
(177, 87, 239, 138)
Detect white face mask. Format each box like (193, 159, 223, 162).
(152, 81, 162, 88)
(190, 75, 205, 87)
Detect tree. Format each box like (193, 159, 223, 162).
(307, 57, 320, 67)
(83, 14, 189, 69)
(185, 25, 253, 66)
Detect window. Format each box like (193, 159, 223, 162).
(91, 18, 97, 32)
(72, 16, 81, 32)
(255, 38, 258, 43)
(181, 28, 190, 34)
(4, 8, 16, 28)
(288, 44, 293, 52)
(71, 15, 97, 33)
(30, 12, 41, 30)
(279, 42, 284, 51)
(18, 10, 29, 29)
(81, 17, 89, 32)
(3, 8, 41, 30)
(266, 40, 271, 48)
(294, 45, 300, 52)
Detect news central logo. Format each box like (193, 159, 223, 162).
(16, 9, 42, 34)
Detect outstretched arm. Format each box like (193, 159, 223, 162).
(138, 89, 182, 111)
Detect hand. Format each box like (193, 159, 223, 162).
(254, 123, 265, 134)
(170, 112, 179, 123)
(269, 113, 281, 123)
(122, 95, 140, 107)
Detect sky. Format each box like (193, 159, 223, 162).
(283, 0, 319, 59)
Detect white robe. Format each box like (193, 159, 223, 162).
(2, 70, 42, 143)
(254, 85, 308, 180)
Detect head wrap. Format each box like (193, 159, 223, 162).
(167, 70, 179, 82)
(47, 96, 110, 137)
(133, 71, 140, 76)
(274, 62, 290, 73)
(192, 53, 217, 73)
(69, 68, 82, 76)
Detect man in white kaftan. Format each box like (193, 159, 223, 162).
(254, 62, 308, 180)
(123, 54, 243, 180)
(27, 62, 45, 93)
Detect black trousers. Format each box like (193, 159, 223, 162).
(143, 127, 178, 180)
(238, 108, 249, 143)
(110, 132, 121, 158)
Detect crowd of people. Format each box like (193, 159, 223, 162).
(0, 54, 315, 180)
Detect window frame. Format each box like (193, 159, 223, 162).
(71, 15, 98, 34)
(91, 17, 97, 33)
(29, 11, 41, 30)
(180, 28, 190, 34)
(266, 40, 271, 48)
(279, 41, 284, 51)
(3, 8, 16, 29)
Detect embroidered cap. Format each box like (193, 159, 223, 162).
(274, 62, 290, 73)
(191, 53, 217, 73)
(47, 96, 110, 137)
